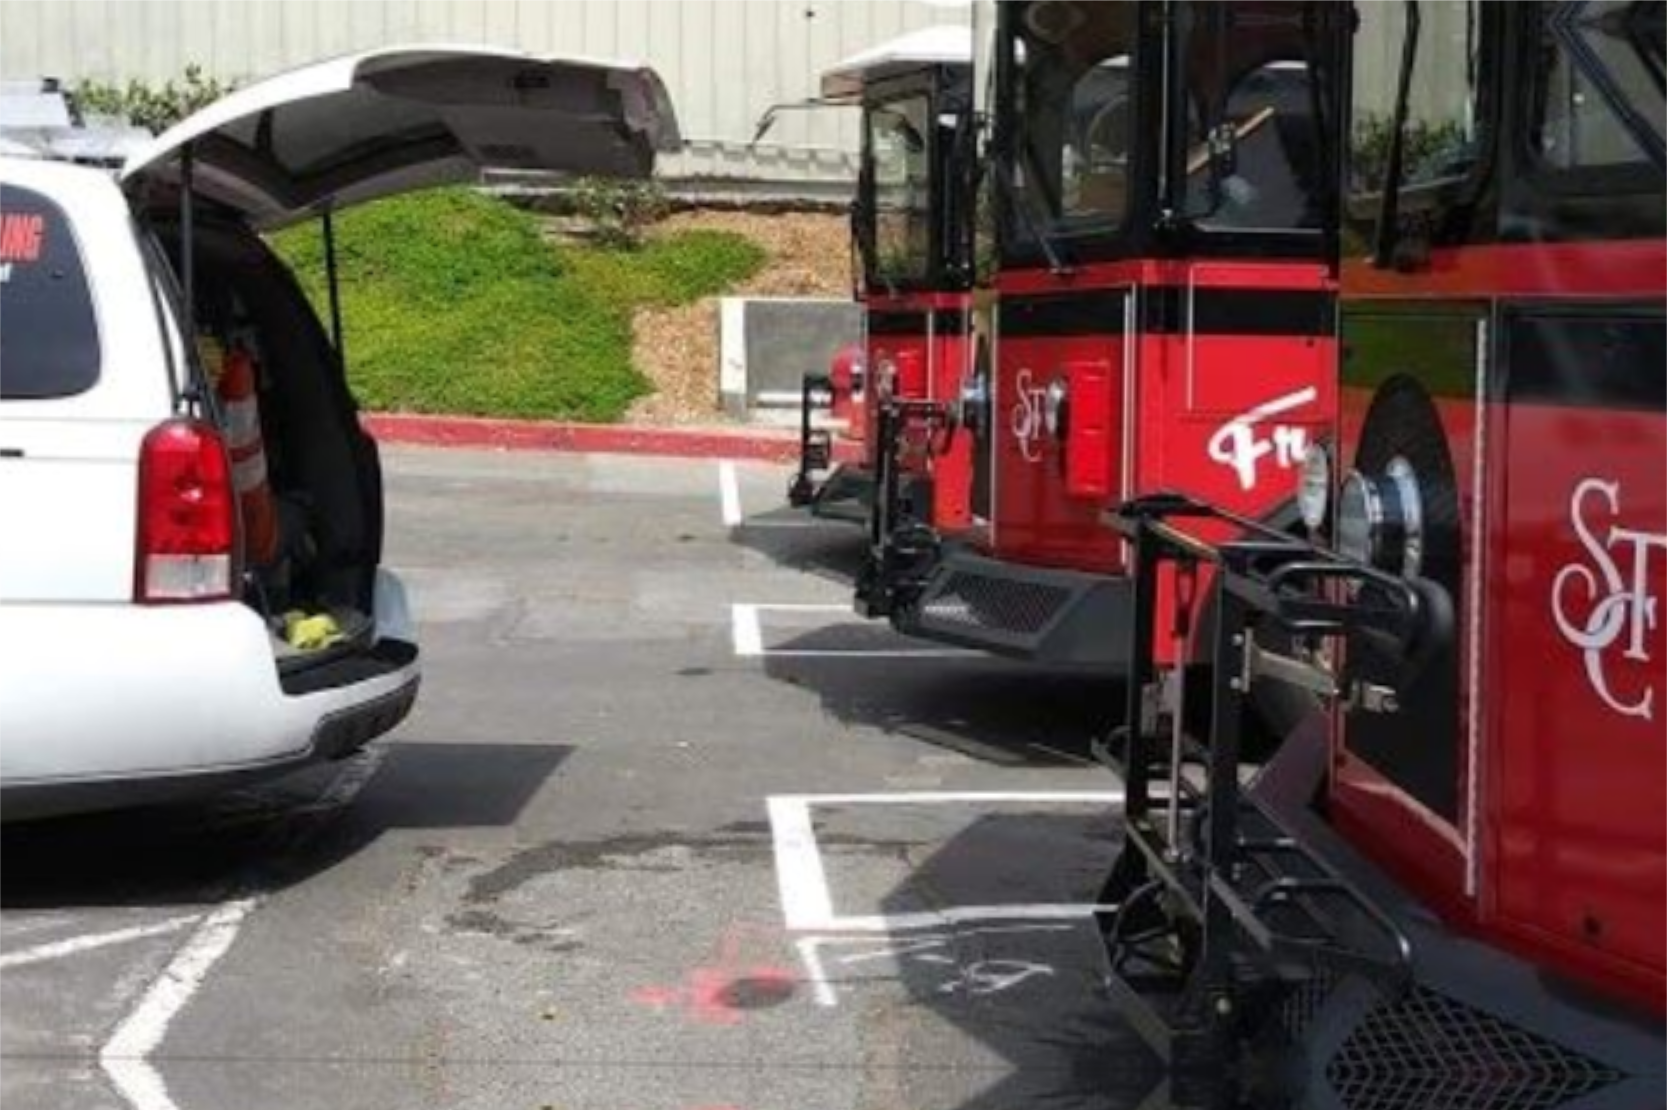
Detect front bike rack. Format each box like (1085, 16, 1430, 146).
(786, 372, 836, 508)
(853, 395, 952, 618)
(1093, 493, 1424, 1107)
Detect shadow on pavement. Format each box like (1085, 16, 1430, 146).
(859, 806, 1166, 1109)
(730, 505, 869, 587)
(766, 641, 1124, 768)
(0, 740, 571, 912)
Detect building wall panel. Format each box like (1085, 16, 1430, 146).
(0, 0, 957, 189)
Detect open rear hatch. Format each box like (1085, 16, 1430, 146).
(120, 48, 681, 677)
(122, 45, 680, 227)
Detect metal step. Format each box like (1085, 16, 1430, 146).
(806, 463, 871, 523)
(894, 546, 1132, 665)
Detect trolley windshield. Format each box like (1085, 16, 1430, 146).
(853, 66, 975, 294)
(999, 0, 1339, 264)
(867, 92, 935, 287)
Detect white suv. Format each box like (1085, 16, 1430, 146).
(0, 48, 680, 820)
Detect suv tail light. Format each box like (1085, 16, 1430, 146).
(135, 418, 238, 604)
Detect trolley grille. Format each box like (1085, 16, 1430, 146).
(920, 570, 1072, 636)
(1278, 971, 1335, 1045)
(1326, 986, 1623, 1110)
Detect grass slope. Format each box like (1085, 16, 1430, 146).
(272, 189, 764, 423)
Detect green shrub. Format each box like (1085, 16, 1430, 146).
(73, 65, 234, 132)
(568, 177, 672, 249)
(1350, 112, 1471, 192)
(269, 188, 764, 422)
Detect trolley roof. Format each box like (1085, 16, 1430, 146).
(820, 25, 973, 100)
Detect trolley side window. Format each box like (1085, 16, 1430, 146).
(868, 93, 934, 287)
(1529, 0, 1666, 173)
(1001, 2, 1141, 244)
(1175, 3, 1333, 234)
(1345, 1, 1487, 253)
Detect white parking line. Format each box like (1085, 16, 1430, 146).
(767, 791, 1123, 933)
(100, 899, 255, 1110)
(0, 915, 202, 970)
(797, 923, 1078, 1007)
(795, 936, 840, 1008)
(98, 746, 388, 1110)
(718, 460, 743, 527)
(732, 602, 765, 657)
(731, 602, 978, 659)
(767, 796, 836, 929)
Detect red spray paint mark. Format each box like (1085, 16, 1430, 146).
(628, 984, 684, 1012)
(629, 965, 797, 1026)
(629, 925, 798, 1026)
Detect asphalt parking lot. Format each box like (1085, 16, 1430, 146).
(1, 446, 1163, 1110)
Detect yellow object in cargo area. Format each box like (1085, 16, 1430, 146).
(196, 336, 227, 384)
(283, 610, 346, 651)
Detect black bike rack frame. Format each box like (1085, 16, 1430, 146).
(786, 372, 836, 508)
(1095, 493, 1424, 1107)
(853, 395, 951, 618)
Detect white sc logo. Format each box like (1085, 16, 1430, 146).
(1550, 478, 1666, 720)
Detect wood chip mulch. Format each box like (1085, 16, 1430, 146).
(626, 210, 850, 425)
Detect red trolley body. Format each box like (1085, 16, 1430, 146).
(787, 31, 977, 526)
(864, 287, 978, 532)
(1093, 4, 1664, 1106)
(1321, 0, 1666, 1016)
(865, 1, 1349, 677)
(988, 258, 1334, 574)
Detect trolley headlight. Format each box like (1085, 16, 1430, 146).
(959, 368, 989, 434)
(874, 356, 897, 401)
(1043, 376, 1069, 439)
(849, 356, 867, 399)
(1296, 443, 1331, 533)
(1336, 456, 1424, 578)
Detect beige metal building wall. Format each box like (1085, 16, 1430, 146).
(0, 0, 964, 191)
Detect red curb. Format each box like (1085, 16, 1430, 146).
(363, 412, 864, 464)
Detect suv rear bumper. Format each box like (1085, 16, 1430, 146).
(306, 659, 420, 759)
(1, 670, 418, 822)
(0, 572, 421, 820)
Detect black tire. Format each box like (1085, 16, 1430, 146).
(1343, 375, 1465, 821)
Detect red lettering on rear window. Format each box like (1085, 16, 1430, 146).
(0, 214, 45, 263)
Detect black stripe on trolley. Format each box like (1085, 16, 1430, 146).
(868, 308, 969, 336)
(998, 287, 1334, 338)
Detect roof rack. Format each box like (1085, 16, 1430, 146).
(0, 78, 153, 167)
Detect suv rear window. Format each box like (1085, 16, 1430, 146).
(0, 185, 101, 400)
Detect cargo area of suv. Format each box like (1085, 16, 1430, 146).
(157, 215, 399, 687)
(0, 47, 682, 819)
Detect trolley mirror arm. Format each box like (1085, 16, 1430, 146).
(748, 96, 855, 147)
